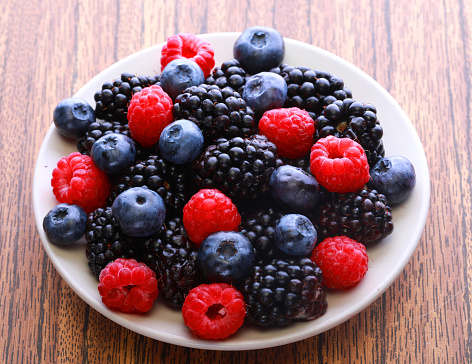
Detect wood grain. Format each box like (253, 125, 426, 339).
(0, 0, 470, 362)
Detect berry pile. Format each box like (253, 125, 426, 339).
(43, 26, 417, 341)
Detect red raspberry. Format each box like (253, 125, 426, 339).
(309, 135, 370, 193)
(311, 236, 369, 289)
(161, 33, 215, 77)
(127, 85, 173, 148)
(258, 107, 315, 159)
(183, 189, 241, 245)
(98, 258, 159, 313)
(51, 152, 110, 213)
(182, 283, 246, 340)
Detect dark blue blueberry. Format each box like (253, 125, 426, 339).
(275, 214, 317, 257)
(197, 231, 256, 284)
(158, 119, 204, 164)
(242, 72, 287, 117)
(91, 133, 136, 175)
(233, 26, 285, 75)
(269, 165, 320, 213)
(367, 155, 416, 205)
(112, 187, 166, 237)
(53, 97, 95, 139)
(160, 58, 205, 100)
(42, 203, 87, 246)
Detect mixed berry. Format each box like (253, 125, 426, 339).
(43, 26, 417, 340)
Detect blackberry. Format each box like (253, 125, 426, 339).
(239, 207, 285, 265)
(192, 134, 282, 202)
(241, 257, 327, 326)
(137, 217, 201, 308)
(270, 64, 352, 120)
(205, 59, 248, 95)
(94, 72, 160, 123)
(76, 121, 152, 161)
(280, 154, 311, 173)
(107, 154, 193, 217)
(172, 84, 256, 145)
(85, 207, 138, 278)
(314, 98, 385, 166)
(314, 188, 394, 244)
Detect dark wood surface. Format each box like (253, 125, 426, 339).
(1, 0, 469, 362)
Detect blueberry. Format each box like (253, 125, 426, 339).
(53, 97, 95, 139)
(159, 119, 204, 164)
(269, 165, 320, 213)
(160, 58, 205, 100)
(242, 72, 287, 116)
(275, 214, 317, 257)
(42, 203, 87, 246)
(197, 231, 256, 284)
(112, 187, 166, 237)
(91, 133, 136, 175)
(233, 26, 285, 74)
(367, 155, 416, 205)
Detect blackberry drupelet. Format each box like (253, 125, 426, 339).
(172, 84, 256, 145)
(192, 134, 282, 202)
(94, 72, 160, 123)
(241, 257, 327, 326)
(107, 154, 193, 218)
(85, 207, 139, 278)
(270, 64, 352, 120)
(239, 207, 285, 265)
(205, 59, 248, 95)
(76, 121, 154, 161)
(314, 98, 385, 166)
(314, 188, 394, 244)
(137, 217, 201, 307)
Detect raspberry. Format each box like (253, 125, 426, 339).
(161, 33, 215, 77)
(182, 283, 246, 339)
(183, 189, 241, 245)
(309, 135, 369, 193)
(311, 236, 369, 289)
(51, 152, 110, 213)
(98, 258, 159, 313)
(258, 107, 315, 159)
(127, 85, 173, 148)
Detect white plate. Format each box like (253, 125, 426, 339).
(32, 33, 430, 351)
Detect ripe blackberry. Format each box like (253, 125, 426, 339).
(314, 98, 385, 166)
(172, 84, 256, 145)
(76, 121, 152, 161)
(239, 207, 285, 265)
(314, 188, 394, 244)
(107, 154, 193, 217)
(280, 154, 311, 173)
(241, 257, 327, 326)
(270, 64, 352, 120)
(192, 134, 282, 202)
(137, 217, 201, 307)
(94, 72, 160, 123)
(85, 207, 139, 278)
(205, 59, 248, 95)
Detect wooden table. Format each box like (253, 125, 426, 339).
(1, 0, 468, 362)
